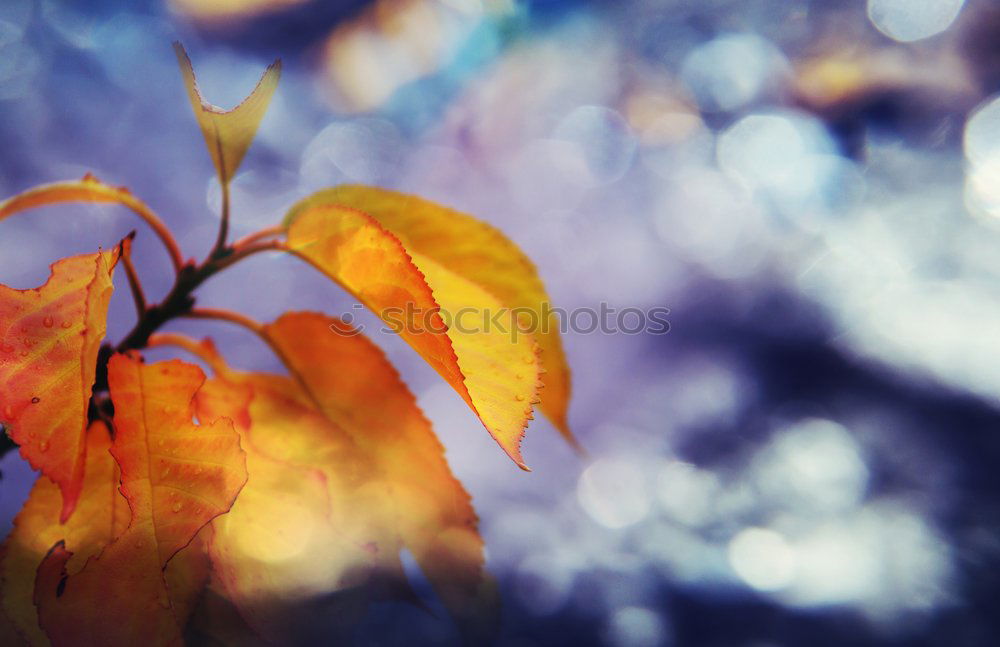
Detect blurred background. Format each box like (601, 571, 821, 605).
(3, 0, 1000, 645)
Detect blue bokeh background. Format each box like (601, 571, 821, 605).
(3, 0, 1000, 645)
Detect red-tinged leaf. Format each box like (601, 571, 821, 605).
(285, 186, 577, 448)
(0, 249, 118, 521)
(0, 422, 126, 646)
(194, 374, 374, 643)
(284, 204, 541, 468)
(34, 354, 247, 647)
(173, 42, 281, 187)
(261, 312, 498, 635)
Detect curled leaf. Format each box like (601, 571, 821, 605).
(0, 250, 118, 521)
(173, 42, 281, 187)
(285, 186, 576, 447)
(284, 205, 541, 468)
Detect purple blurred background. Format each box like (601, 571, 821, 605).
(4, 0, 1000, 645)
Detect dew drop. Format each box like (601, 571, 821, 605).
(31, 397, 40, 404)
(39, 440, 49, 453)
(515, 394, 525, 401)
(60, 320, 72, 329)
(515, 373, 524, 380)
(171, 502, 182, 513)
(523, 356, 534, 364)
(19, 350, 28, 358)
(42, 316, 54, 328)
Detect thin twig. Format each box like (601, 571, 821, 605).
(214, 239, 288, 271)
(118, 232, 147, 318)
(183, 307, 264, 334)
(233, 224, 285, 248)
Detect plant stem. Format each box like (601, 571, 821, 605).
(119, 233, 147, 318)
(211, 179, 231, 258)
(233, 224, 285, 248)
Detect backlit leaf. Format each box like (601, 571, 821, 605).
(262, 312, 497, 634)
(173, 42, 281, 187)
(285, 185, 576, 447)
(284, 205, 541, 468)
(194, 371, 374, 643)
(0, 249, 118, 521)
(168, 324, 496, 638)
(34, 354, 247, 647)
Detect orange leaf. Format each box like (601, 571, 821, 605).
(173, 42, 281, 187)
(34, 354, 247, 647)
(261, 312, 498, 633)
(285, 186, 576, 448)
(167, 326, 496, 637)
(194, 373, 374, 642)
(0, 422, 126, 646)
(0, 249, 118, 521)
(284, 205, 541, 468)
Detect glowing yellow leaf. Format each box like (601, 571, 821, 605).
(34, 354, 247, 647)
(285, 205, 541, 467)
(194, 374, 373, 642)
(285, 185, 576, 447)
(262, 312, 497, 631)
(173, 42, 281, 187)
(0, 250, 118, 521)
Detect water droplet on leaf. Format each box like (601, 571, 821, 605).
(42, 316, 54, 328)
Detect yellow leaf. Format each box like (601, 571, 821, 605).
(173, 42, 281, 187)
(34, 354, 247, 647)
(0, 250, 118, 521)
(285, 186, 576, 447)
(261, 312, 498, 633)
(194, 373, 374, 642)
(165, 326, 497, 638)
(285, 204, 541, 468)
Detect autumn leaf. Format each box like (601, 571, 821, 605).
(0, 250, 119, 522)
(284, 204, 542, 468)
(157, 320, 497, 638)
(285, 185, 576, 448)
(173, 42, 281, 189)
(194, 367, 375, 642)
(34, 354, 247, 647)
(261, 312, 498, 634)
(0, 423, 126, 645)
